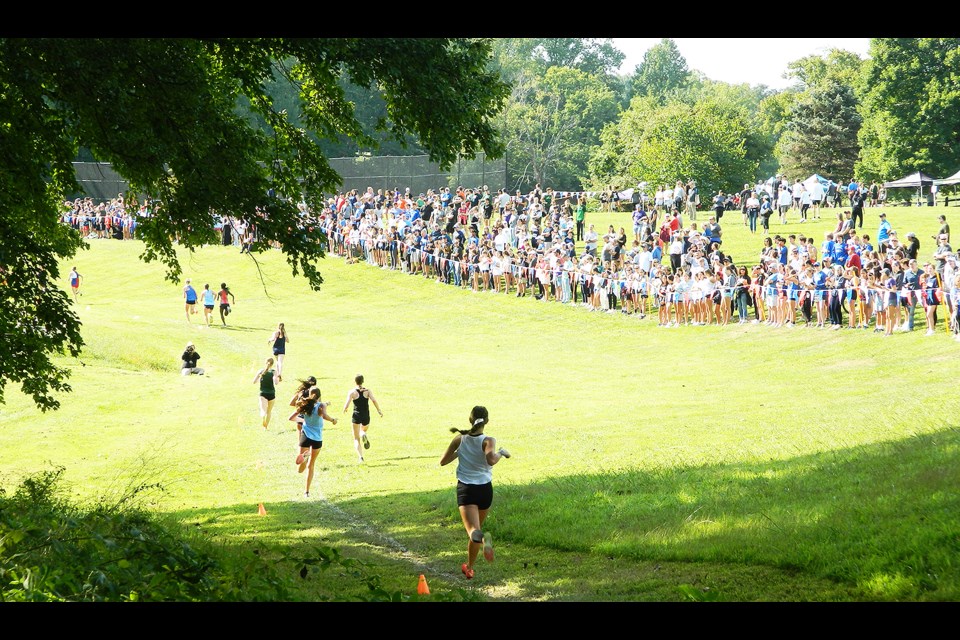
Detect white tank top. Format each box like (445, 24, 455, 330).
(456, 434, 492, 485)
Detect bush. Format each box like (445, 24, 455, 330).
(0, 469, 306, 601)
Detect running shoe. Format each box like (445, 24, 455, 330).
(483, 533, 494, 563)
(362, 432, 370, 450)
(461, 563, 474, 579)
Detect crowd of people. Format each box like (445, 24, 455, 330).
(308, 182, 959, 340)
(63, 178, 960, 341)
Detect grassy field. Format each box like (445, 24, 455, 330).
(1, 203, 959, 601)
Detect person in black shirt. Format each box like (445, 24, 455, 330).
(739, 183, 752, 227)
(850, 191, 865, 229)
(180, 342, 203, 375)
(905, 232, 920, 261)
(342, 374, 383, 463)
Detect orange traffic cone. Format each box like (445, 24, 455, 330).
(258, 502, 267, 516)
(417, 574, 430, 595)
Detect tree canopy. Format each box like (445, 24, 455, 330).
(778, 79, 862, 182)
(588, 95, 756, 197)
(857, 38, 960, 181)
(0, 38, 508, 410)
(629, 39, 690, 104)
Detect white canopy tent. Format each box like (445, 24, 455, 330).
(934, 169, 960, 186)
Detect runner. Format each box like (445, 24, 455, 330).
(69, 266, 83, 302)
(183, 279, 198, 322)
(252, 357, 280, 429)
(342, 374, 383, 463)
(267, 322, 288, 380)
(288, 375, 317, 433)
(218, 282, 236, 326)
(439, 406, 510, 580)
(294, 386, 338, 498)
(200, 284, 216, 326)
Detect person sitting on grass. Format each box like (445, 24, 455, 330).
(180, 342, 204, 375)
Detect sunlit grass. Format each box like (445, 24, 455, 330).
(1, 205, 959, 601)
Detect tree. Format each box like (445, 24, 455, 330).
(492, 38, 624, 80)
(250, 71, 425, 158)
(857, 38, 960, 181)
(784, 48, 865, 94)
(629, 39, 690, 104)
(501, 66, 618, 191)
(0, 38, 509, 411)
(687, 79, 779, 180)
(588, 96, 756, 197)
(778, 79, 862, 182)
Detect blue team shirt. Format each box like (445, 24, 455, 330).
(814, 271, 827, 290)
(301, 403, 324, 442)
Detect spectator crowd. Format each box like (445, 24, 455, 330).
(62, 176, 960, 341)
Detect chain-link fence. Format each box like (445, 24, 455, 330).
(71, 162, 129, 202)
(71, 153, 506, 203)
(326, 153, 506, 196)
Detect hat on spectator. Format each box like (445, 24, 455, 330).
(906, 232, 916, 238)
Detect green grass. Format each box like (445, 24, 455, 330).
(1, 203, 959, 601)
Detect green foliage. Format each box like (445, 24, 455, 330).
(785, 48, 865, 93)
(778, 78, 862, 181)
(629, 39, 691, 104)
(0, 468, 465, 602)
(0, 38, 508, 411)
(501, 66, 618, 191)
(588, 96, 756, 195)
(492, 38, 624, 80)
(857, 38, 960, 181)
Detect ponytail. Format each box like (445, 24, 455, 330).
(450, 406, 488, 435)
(296, 387, 320, 417)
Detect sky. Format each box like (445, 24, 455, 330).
(612, 39, 872, 90)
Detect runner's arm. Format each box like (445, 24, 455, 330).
(439, 435, 462, 466)
(367, 390, 383, 416)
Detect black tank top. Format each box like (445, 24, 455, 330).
(352, 388, 370, 418)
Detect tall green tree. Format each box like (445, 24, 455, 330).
(778, 79, 862, 182)
(501, 66, 618, 191)
(492, 38, 624, 80)
(629, 39, 691, 104)
(687, 79, 778, 179)
(527, 38, 625, 77)
(0, 38, 508, 411)
(784, 48, 865, 94)
(588, 96, 756, 197)
(857, 38, 960, 181)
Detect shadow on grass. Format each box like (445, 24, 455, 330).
(165, 427, 960, 601)
(215, 324, 264, 332)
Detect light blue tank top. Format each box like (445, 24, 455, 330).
(456, 434, 492, 485)
(301, 404, 324, 442)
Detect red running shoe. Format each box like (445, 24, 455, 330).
(461, 563, 474, 579)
